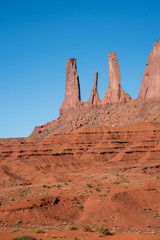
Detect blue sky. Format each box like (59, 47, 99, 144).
(0, 0, 160, 138)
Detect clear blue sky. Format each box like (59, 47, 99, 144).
(0, 0, 160, 138)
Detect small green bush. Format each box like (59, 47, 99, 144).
(42, 184, 51, 188)
(98, 226, 112, 235)
(11, 228, 20, 233)
(12, 235, 36, 240)
(68, 225, 78, 230)
(33, 227, 44, 233)
(95, 188, 101, 192)
(83, 225, 92, 232)
(77, 204, 83, 209)
(86, 183, 92, 188)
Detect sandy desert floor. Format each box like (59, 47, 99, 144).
(0, 122, 160, 240)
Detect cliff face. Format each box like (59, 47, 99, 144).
(59, 58, 81, 114)
(138, 40, 160, 100)
(102, 52, 132, 104)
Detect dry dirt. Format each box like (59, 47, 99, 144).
(0, 120, 160, 240)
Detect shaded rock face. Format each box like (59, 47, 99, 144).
(59, 58, 81, 114)
(103, 52, 132, 104)
(138, 40, 160, 100)
(88, 72, 100, 105)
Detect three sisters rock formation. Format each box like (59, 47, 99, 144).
(60, 40, 160, 115)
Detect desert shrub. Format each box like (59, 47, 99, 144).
(33, 227, 44, 233)
(11, 228, 20, 233)
(83, 225, 92, 232)
(95, 188, 101, 192)
(98, 226, 112, 235)
(57, 184, 61, 189)
(12, 235, 36, 240)
(68, 225, 78, 230)
(42, 185, 51, 188)
(77, 204, 83, 209)
(86, 183, 92, 188)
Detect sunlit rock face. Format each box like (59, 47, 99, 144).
(88, 72, 100, 106)
(59, 51, 135, 115)
(102, 52, 132, 104)
(138, 40, 160, 100)
(59, 58, 81, 114)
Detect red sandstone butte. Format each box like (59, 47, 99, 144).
(59, 58, 81, 114)
(103, 52, 132, 104)
(88, 72, 100, 106)
(138, 40, 160, 100)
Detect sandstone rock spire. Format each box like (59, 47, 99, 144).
(59, 58, 81, 114)
(102, 52, 132, 104)
(88, 72, 100, 105)
(138, 40, 160, 100)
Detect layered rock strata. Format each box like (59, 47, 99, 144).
(138, 40, 160, 100)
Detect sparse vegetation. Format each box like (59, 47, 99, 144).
(83, 225, 92, 232)
(98, 226, 112, 235)
(77, 204, 83, 209)
(42, 184, 51, 188)
(11, 228, 20, 233)
(68, 225, 78, 230)
(33, 227, 44, 233)
(12, 235, 36, 240)
(57, 184, 61, 189)
(86, 183, 92, 188)
(8, 178, 13, 181)
(95, 188, 101, 192)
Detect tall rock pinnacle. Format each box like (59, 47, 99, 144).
(138, 40, 160, 100)
(103, 52, 132, 104)
(59, 58, 81, 114)
(88, 72, 100, 105)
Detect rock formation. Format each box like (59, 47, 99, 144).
(138, 40, 160, 100)
(60, 52, 132, 115)
(88, 72, 100, 105)
(59, 58, 81, 114)
(103, 52, 132, 104)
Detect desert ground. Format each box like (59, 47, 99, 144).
(0, 122, 160, 240)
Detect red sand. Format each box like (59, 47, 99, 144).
(0, 122, 160, 240)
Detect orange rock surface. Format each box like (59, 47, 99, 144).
(0, 122, 160, 239)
